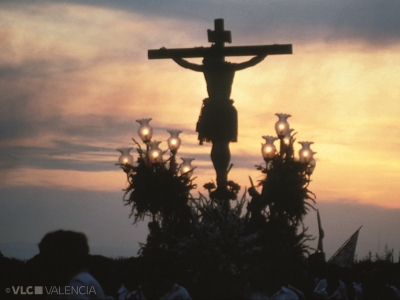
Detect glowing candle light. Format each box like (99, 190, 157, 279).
(117, 147, 134, 165)
(136, 118, 153, 143)
(180, 158, 195, 178)
(148, 141, 163, 163)
(261, 135, 278, 161)
(274, 113, 291, 139)
(167, 130, 182, 154)
(298, 141, 314, 164)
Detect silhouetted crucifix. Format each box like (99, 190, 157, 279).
(148, 19, 292, 196)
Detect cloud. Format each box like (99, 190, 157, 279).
(4, 0, 400, 50)
(47, 0, 400, 47)
(0, 142, 115, 172)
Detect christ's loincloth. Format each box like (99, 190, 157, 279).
(196, 98, 238, 145)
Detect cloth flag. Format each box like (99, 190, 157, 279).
(328, 226, 362, 268)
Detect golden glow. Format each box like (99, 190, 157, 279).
(265, 146, 272, 153)
(152, 152, 159, 158)
(1, 3, 400, 210)
(171, 139, 177, 145)
(142, 129, 149, 135)
(183, 166, 190, 173)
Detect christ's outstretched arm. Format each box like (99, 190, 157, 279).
(232, 54, 267, 71)
(172, 57, 204, 72)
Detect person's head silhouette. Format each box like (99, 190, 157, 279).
(38, 230, 90, 285)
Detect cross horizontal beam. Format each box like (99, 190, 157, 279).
(148, 44, 292, 59)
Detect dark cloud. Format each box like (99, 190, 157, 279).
(0, 142, 116, 172)
(0, 105, 141, 172)
(0, 114, 124, 144)
(46, 0, 400, 46)
(4, 0, 400, 47)
(0, 116, 212, 173)
(0, 58, 86, 79)
(0, 59, 90, 141)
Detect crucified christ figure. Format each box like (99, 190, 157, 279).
(150, 19, 292, 195)
(170, 50, 267, 190)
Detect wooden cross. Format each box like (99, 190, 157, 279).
(147, 19, 292, 197)
(148, 19, 292, 59)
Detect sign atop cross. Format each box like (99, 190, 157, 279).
(207, 18, 231, 48)
(148, 19, 292, 59)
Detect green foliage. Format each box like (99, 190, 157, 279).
(122, 139, 196, 224)
(253, 137, 316, 226)
(119, 133, 317, 297)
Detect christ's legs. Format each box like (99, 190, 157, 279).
(211, 140, 230, 190)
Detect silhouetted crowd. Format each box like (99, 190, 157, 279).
(1, 230, 400, 299)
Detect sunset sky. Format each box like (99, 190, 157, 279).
(1, 0, 400, 261)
